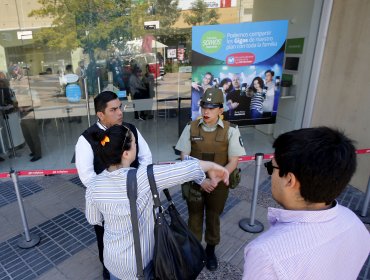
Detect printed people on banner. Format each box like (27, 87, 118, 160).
(193, 69, 280, 123)
(248, 77, 266, 120)
(191, 72, 213, 120)
(262, 70, 275, 113)
(219, 78, 239, 116)
(225, 73, 251, 120)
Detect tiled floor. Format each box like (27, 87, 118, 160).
(0, 167, 369, 279)
(0, 208, 95, 280)
(0, 179, 43, 208)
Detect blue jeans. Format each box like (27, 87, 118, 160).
(250, 109, 263, 119)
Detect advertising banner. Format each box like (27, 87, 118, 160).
(191, 20, 288, 126)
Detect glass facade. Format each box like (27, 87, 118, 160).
(0, 0, 255, 172)
(1, 0, 323, 172)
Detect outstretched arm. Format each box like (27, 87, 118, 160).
(199, 160, 229, 189)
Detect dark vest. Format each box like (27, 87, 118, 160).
(82, 122, 139, 175)
(189, 120, 230, 166)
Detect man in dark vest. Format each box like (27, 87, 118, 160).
(75, 91, 152, 279)
(175, 88, 245, 271)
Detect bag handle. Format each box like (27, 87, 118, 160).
(147, 164, 162, 210)
(127, 169, 145, 280)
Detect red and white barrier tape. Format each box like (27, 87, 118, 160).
(0, 149, 369, 179)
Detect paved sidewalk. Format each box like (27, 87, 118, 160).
(0, 162, 369, 280)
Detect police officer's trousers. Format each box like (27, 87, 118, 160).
(186, 183, 229, 245)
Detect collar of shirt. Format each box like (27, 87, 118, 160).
(97, 121, 107, 130)
(267, 200, 338, 226)
(198, 117, 224, 129)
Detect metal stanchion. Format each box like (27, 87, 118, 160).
(10, 169, 41, 248)
(84, 78, 91, 127)
(239, 153, 264, 233)
(97, 75, 101, 94)
(356, 176, 370, 224)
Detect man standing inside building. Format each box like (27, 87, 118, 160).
(75, 91, 152, 279)
(243, 127, 370, 279)
(176, 88, 245, 271)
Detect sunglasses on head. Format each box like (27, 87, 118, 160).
(264, 160, 279, 175)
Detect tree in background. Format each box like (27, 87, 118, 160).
(183, 0, 220, 26)
(148, 0, 181, 36)
(29, 0, 157, 57)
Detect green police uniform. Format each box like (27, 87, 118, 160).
(175, 88, 245, 247)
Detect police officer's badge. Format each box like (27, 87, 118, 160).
(239, 136, 244, 147)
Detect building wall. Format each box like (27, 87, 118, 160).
(252, 0, 319, 137)
(0, 0, 52, 30)
(311, 0, 370, 192)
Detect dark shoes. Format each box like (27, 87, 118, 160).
(205, 244, 218, 271)
(30, 156, 42, 162)
(206, 252, 218, 271)
(103, 266, 110, 279)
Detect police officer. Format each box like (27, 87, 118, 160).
(175, 88, 245, 271)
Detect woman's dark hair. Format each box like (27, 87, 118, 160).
(94, 125, 133, 168)
(273, 127, 357, 204)
(265, 70, 274, 77)
(94, 91, 118, 114)
(251, 77, 264, 93)
(220, 78, 233, 93)
(204, 72, 214, 86)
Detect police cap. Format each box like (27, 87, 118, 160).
(200, 88, 224, 109)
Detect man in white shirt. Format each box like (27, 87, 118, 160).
(75, 91, 152, 279)
(243, 127, 370, 280)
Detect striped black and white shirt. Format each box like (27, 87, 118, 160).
(250, 91, 265, 113)
(85, 160, 205, 279)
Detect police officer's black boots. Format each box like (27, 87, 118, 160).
(205, 244, 218, 271)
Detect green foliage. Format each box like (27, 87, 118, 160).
(29, 0, 147, 53)
(183, 0, 220, 26)
(153, 0, 181, 31)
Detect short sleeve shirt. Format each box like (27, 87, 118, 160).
(175, 118, 246, 157)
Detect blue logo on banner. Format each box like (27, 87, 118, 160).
(227, 56, 235, 64)
(66, 84, 81, 102)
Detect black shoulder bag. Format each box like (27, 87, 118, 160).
(146, 164, 206, 280)
(127, 169, 154, 280)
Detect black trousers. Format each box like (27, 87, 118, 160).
(94, 224, 105, 266)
